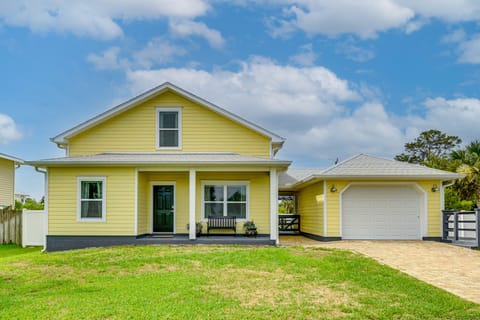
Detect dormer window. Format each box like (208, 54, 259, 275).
(157, 107, 182, 149)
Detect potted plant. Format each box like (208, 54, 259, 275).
(187, 222, 203, 236)
(243, 220, 257, 237)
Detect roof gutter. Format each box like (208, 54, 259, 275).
(283, 174, 465, 191)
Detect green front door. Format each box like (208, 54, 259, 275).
(153, 185, 174, 233)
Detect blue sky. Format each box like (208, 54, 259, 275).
(1, 0, 480, 200)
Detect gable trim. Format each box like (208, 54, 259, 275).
(51, 82, 285, 147)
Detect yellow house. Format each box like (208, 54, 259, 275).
(29, 83, 463, 251)
(279, 154, 463, 241)
(30, 82, 290, 251)
(0, 153, 24, 209)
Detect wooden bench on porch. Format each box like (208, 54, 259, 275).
(207, 216, 237, 236)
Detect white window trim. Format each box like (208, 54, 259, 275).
(156, 107, 182, 150)
(77, 176, 106, 222)
(200, 181, 249, 222)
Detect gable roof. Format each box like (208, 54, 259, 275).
(279, 154, 464, 189)
(0, 153, 24, 164)
(51, 82, 285, 149)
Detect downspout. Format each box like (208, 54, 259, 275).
(35, 167, 48, 252)
(441, 181, 456, 207)
(13, 162, 21, 208)
(440, 180, 456, 210)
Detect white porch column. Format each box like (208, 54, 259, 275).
(189, 169, 196, 240)
(134, 168, 138, 236)
(269, 168, 279, 244)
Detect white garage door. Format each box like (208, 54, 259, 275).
(342, 185, 422, 240)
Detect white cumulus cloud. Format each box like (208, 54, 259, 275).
(169, 19, 225, 48)
(405, 97, 480, 144)
(0, 114, 22, 145)
(133, 38, 188, 68)
(87, 39, 187, 70)
(126, 56, 360, 123)
(0, 0, 211, 39)
(457, 35, 480, 64)
(124, 57, 416, 163)
(277, 0, 415, 39)
(288, 102, 405, 161)
(289, 43, 317, 66)
(87, 47, 126, 70)
(270, 0, 480, 39)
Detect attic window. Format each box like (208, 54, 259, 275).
(157, 108, 182, 149)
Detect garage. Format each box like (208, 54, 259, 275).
(342, 185, 423, 240)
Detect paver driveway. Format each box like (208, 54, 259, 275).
(280, 236, 480, 304)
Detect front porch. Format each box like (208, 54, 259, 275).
(135, 167, 280, 242)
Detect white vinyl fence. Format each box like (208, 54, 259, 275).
(22, 209, 46, 247)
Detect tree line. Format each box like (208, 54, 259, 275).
(15, 197, 45, 210)
(395, 129, 480, 210)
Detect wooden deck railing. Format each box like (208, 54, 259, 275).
(442, 209, 480, 248)
(278, 214, 300, 233)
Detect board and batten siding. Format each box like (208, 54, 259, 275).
(296, 182, 324, 237)
(196, 172, 270, 234)
(0, 158, 14, 207)
(48, 167, 136, 235)
(68, 91, 271, 157)
(324, 180, 443, 238)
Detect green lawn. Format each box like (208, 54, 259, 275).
(1, 244, 479, 319)
(0, 243, 41, 258)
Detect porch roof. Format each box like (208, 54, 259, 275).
(28, 152, 291, 168)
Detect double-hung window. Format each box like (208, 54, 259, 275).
(202, 182, 248, 220)
(157, 107, 181, 149)
(78, 177, 106, 222)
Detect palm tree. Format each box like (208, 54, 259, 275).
(452, 141, 480, 205)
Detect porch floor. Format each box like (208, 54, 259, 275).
(136, 234, 275, 245)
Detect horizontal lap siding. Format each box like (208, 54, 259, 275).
(0, 158, 14, 207)
(417, 180, 442, 237)
(48, 167, 135, 235)
(326, 180, 348, 237)
(297, 182, 324, 236)
(69, 91, 270, 157)
(196, 172, 270, 234)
